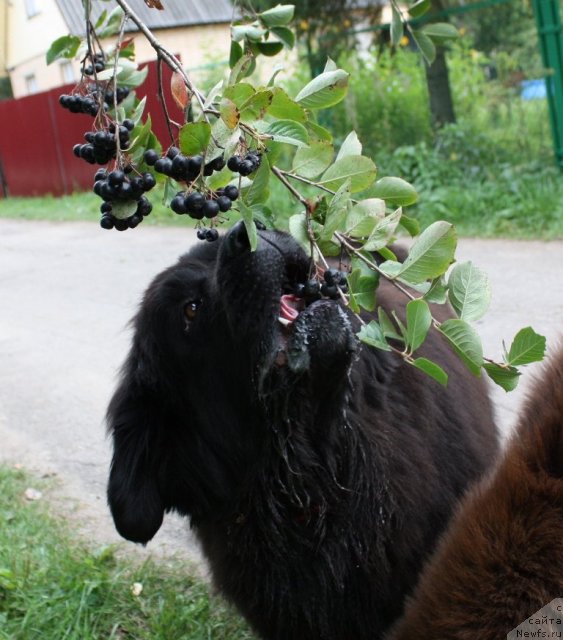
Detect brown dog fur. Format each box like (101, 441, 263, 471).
(388, 344, 563, 640)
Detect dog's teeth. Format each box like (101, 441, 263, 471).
(278, 316, 291, 327)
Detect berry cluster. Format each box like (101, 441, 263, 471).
(197, 228, 219, 242)
(93, 168, 156, 231)
(227, 151, 262, 176)
(295, 269, 349, 302)
(73, 120, 134, 165)
(144, 147, 225, 183)
(59, 93, 99, 117)
(101, 86, 130, 108)
(84, 53, 105, 76)
(170, 185, 239, 220)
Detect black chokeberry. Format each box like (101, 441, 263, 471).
(321, 283, 339, 299)
(144, 149, 159, 166)
(154, 157, 173, 175)
(166, 146, 180, 159)
(137, 196, 152, 216)
(170, 194, 188, 214)
(108, 170, 125, 187)
(197, 228, 207, 240)
(223, 185, 239, 201)
(123, 119, 135, 131)
(205, 228, 219, 242)
(185, 191, 204, 213)
(227, 155, 241, 172)
(216, 195, 232, 213)
(100, 215, 114, 229)
(202, 200, 220, 218)
(141, 173, 156, 190)
(238, 160, 255, 176)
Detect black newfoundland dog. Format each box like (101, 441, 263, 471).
(107, 222, 498, 640)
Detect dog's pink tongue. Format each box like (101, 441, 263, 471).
(280, 295, 302, 322)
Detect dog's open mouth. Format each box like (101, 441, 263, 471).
(279, 294, 305, 327)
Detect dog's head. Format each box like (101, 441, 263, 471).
(107, 223, 357, 543)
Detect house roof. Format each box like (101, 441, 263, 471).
(56, 0, 234, 36)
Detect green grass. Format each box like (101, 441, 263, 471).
(0, 466, 256, 640)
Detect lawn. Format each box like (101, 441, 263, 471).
(0, 466, 255, 640)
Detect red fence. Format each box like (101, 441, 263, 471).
(0, 60, 183, 197)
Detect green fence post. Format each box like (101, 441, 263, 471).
(532, 0, 563, 169)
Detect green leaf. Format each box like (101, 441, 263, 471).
(411, 28, 436, 65)
(378, 307, 403, 341)
(306, 122, 333, 143)
(363, 208, 402, 251)
(179, 122, 211, 156)
(288, 213, 314, 257)
(405, 299, 432, 353)
(292, 142, 334, 178)
(345, 198, 386, 237)
(321, 179, 351, 240)
(399, 213, 420, 237)
(223, 83, 255, 107)
(232, 24, 267, 42)
(423, 277, 448, 304)
(240, 89, 274, 120)
(268, 88, 307, 122)
(483, 363, 521, 392)
(447, 262, 491, 322)
(116, 66, 148, 89)
(408, 0, 431, 18)
(412, 358, 449, 386)
(438, 319, 483, 376)
(371, 176, 418, 206)
(99, 6, 125, 38)
(319, 155, 377, 193)
(358, 321, 391, 351)
(259, 4, 295, 27)
(126, 114, 152, 154)
(506, 327, 546, 366)
(390, 6, 404, 46)
(112, 200, 138, 220)
(335, 131, 362, 161)
(295, 69, 349, 109)
(94, 9, 108, 29)
(422, 22, 459, 42)
(393, 221, 457, 284)
(266, 119, 309, 147)
(256, 42, 284, 57)
(348, 269, 378, 312)
(270, 26, 296, 48)
(207, 120, 241, 162)
(219, 98, 240, 129)
(229, 54, 254, 85)
(229, 40, 243, 68)
(244, 156, 270, 206)
(324, 57, 338, 72)
(238, 201, 258, 252)
(46, 35, 81, 65)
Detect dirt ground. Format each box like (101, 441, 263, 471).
(0, 218, 561, 572)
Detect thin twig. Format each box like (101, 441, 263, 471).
(112, 0, 211, 125)
(111, 12, 130, 160)
(157, 55, 176, 145)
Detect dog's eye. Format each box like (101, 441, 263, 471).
(184, 300, 201, 322)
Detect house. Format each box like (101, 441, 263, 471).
(1, 0, 234, 99)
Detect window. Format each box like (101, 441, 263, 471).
(25, 74, 39, 94)
(24, 0, 40, 18)
(60, 61, 75, 84)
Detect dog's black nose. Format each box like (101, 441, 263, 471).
(224, 220, 251, 257)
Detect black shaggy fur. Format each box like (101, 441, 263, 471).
(106, 223, 498, 640)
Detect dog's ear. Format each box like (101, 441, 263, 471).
(107, 377, 166, 544)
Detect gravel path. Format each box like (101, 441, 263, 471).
(0, 218, 561, 571)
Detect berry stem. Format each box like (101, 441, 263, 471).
(157, 55, 177, 146)
(111, 0, 211, 128)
